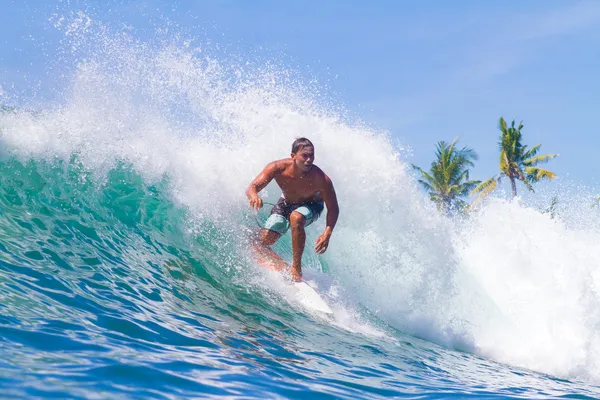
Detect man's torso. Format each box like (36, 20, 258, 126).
(273, 159, 323, 204)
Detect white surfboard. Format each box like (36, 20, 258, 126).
(251, 246, 333, 315)
(293, 281, 333, 315)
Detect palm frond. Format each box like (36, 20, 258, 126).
(459, 179, 481, 194)
(525, 167, 557, 182)
(471, 176, 498, 196)
(417, 179, 436, 192)
(499, 117, 508, 133)
(469, 176, 499, 210)
(412, 165, 437, 186)
(522, 144, 541, 160)
(522, 153, 559, 166)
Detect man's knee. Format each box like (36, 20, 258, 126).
(289, 212, 306, 229)
(259, 229, 280, 246)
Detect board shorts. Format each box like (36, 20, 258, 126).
(263, 196, 324, 235)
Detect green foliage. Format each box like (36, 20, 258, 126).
(472, 117, 558, 200)
(543, 196, 559, 219)
(412, 137, 480, 214)
(0, 104, 16, 114)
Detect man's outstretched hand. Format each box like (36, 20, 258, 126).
(249, 194, 263, 210)
(314, 232, 331, 254)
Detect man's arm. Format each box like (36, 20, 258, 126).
(315, 173, 339, 254)
(245, 161, 283, 210)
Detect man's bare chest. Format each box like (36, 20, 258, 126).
(275, 174, 319, 196)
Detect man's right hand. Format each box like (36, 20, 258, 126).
(249, 194, 263, 210)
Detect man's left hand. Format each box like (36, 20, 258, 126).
(314, 232, 331, 254)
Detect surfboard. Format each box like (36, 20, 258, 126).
(293, 280, 333, 315)
(252, 246, 333, 315)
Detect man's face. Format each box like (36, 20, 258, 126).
(292, 146, 314, 172)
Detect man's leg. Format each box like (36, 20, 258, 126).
(289, 211, 306, 281)
(252, 229, 287, 271)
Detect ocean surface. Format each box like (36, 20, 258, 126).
(1, 12, 600, 399)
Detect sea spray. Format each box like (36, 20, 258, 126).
(456, 197, 600, 380)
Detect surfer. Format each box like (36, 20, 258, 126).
(246, 138, 339, 282)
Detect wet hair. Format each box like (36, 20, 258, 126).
(291, 137, 314, 154)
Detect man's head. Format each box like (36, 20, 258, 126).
(291, 137, 314, 173)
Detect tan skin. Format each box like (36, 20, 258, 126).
(245, 145, 339, 281)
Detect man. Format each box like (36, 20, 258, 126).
(245, 138, 339, 281)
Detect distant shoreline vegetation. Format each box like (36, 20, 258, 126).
(413, 117, 559, 215)
(0, 104, 16, 114)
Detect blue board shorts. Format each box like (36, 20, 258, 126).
(264, 196, 324, 235)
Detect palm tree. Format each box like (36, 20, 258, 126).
(412, 137, 480, 214)
(472, 117, 558, 199)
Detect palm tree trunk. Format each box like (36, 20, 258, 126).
(510, 177, 517, 197)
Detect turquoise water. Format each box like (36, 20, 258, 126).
(2, 12, 600, 398)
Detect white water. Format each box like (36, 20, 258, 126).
(1, 13, 600, 384)
(456, 198, 600, 380)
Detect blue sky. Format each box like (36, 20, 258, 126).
(2, 0, 600, 189)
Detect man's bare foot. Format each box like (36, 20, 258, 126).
(290, 265, 303, 282)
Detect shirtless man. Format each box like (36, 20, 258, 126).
(245, 138, 339, 281)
